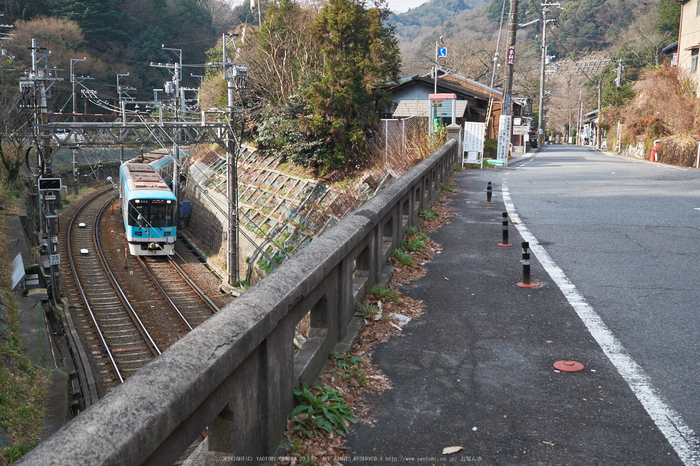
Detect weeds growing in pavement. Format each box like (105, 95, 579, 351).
(331, 352, 368, 386)
(403, 235, 426, 253)
(393, 248, 415, 266)
(291, 383, 357, 438)
(370, 284, 399, 302)
(419, 208, 441, 221)
(356, 302, 381, 319)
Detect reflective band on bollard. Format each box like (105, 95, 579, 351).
(498, 212, 512, 247)
(486, 181, 493, 203)
(517, 242, 536, 288)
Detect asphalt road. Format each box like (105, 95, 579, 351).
(505, 145, 700, 461)
(346, 144, 696, 465)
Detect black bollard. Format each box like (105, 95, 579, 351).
(517, 242, 536, 288)
(498, 212, 512, 247)
(486, 181, 493, 203)
(522, 242, 531, 285)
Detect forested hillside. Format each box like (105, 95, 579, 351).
(1, 0, 237, 103)
(395, 0, 679, 75)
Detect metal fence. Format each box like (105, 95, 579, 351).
(377, 116, 430, 165)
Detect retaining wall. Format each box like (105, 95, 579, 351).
(18, 133, 460, 466)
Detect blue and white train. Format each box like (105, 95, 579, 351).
(119, 160, 178, 256)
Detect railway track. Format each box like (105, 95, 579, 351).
(64, 189, 160, 394)
(138, 256, 219, 329)
(60, 188, 228, 400)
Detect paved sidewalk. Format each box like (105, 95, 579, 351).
(345, 163, 681, 465)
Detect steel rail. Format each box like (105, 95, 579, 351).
(168, 257, 221, 314)
(136, 257, 194, 332)
(93, 200, 161, 358)
(67, 189, 125, 383)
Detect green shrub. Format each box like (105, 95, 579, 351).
(403, 236, 425, 253)
(370, 284, 399, 302)
(291, 383, 357, 438)
(356, 302, 381, 319)
(393, 248, 415, 265)
(419, 208, 440, 221)
(331, 352, 367, 386)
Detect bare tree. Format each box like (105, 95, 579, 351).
(240, 0, 320, 105)
(0, 85, 28, 184)
(201, 0, 243, 35)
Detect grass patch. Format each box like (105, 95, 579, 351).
(291, 383, 357, 438)
(392, 248, 415, 266)
(356, 302, 381, 319)
(419, 208, 441, 221)
(403, 235, 426, 253)
(0, 296, 48, 464)
(370, 284, 399, 303)
(330, 352, 368, 386)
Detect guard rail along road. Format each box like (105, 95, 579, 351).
(20, 126, 462, 465)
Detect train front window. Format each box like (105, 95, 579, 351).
(128, 199, 176, 228)
(149, 199, 176, 228)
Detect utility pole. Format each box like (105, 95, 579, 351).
(434, 36, 445, 94)
(537, 2, 559, 146)
(191, 73, 204, 109)
(503, 0, 519, 117)
(70, 57, 86, 194)
(162, 45, 185, 112)
(596, 81, 602, 149)
(577, 89, 582, 145)
(615, 59, 624, 87)
(219, 33, 248, 289)
(154, 45, 185, 201)
(116, 72, 130, 163)
(497, 0, 519, 165)
(20, 39, 63, 304)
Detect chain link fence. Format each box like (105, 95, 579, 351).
(375, 116, 431, 173)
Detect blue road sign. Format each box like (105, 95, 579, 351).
(438, 47, 447, 58)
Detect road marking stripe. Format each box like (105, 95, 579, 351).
(502, 177, 700, 465)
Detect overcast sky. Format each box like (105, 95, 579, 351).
(386, 0, 429, 12)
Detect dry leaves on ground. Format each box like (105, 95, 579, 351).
(277, 181, 457, 466)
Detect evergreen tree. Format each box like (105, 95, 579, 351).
(47, 0, 129, 49)
(654, 0, 681, 37)
(307, 0, 401, 171)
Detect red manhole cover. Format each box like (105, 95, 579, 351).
(553, 360, 584, 372)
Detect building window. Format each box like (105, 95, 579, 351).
(697, 0, 700, 16)
(692, 49, 699, 73)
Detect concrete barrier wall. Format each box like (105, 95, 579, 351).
(19, 136, 459, 466)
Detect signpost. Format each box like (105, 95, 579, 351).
(513, 125, 529, 135)
(429, 93, 457, 135)
(463, 122, 486, 168)
(497, 115, 512, 165)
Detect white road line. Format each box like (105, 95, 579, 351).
(502, 176, 700, 465)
